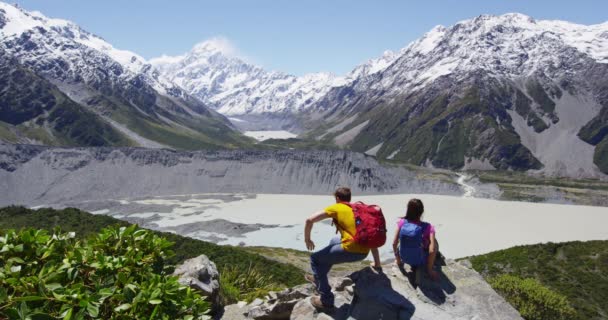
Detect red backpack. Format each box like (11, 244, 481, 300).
(336, 201, 387, 248)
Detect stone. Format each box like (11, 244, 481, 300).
(172, 254, 221, 311)
(224, 261, 523, 320)
(267, 291, 278, 301)
(333, 277, 353, 291)
(249, 298, 265, 308)
(290, 298, 316, 320)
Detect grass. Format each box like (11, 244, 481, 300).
(475, 170, 608, 191)
(0, 121, 18, 143)
(467, 241, 608, 320)
(594, 138, 608, 174)
(108, 96, 252, 150)
(247, 246, 369, 277)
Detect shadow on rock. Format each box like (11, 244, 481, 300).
(397, 252, 456, 305)
(348, 268, 416, 319)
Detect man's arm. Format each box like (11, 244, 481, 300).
(304, 211, 330, 251)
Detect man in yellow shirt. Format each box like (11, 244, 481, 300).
(304, 187, 381, 310)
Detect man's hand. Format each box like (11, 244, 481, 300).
(304, 211, 329, 252)
(305, 239, 315, 251)
(394, 256, 402, 266)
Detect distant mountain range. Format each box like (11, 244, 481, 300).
(0, 2, 250, 150)
(1, 2, 606, 177)
(154, 13, 608, 178)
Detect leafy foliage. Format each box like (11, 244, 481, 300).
(0, 206, 306, 298)
(0, 226, 209, 319)
(469, 241, 608, 320)
(219, 264, 280, 304)
(489, 275, 576, 320)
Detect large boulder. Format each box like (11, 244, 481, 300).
(173, 254, 221, 311)
(222, 260, 523, 320)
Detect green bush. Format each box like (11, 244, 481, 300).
(219, 264, 280, 304)
(468, 241, 608, 319)
(0, 226, 209, 319)
(489, 275, 576, 320)
(0, 206, 305, 290)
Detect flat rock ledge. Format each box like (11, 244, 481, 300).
(220, 259, 521, 320)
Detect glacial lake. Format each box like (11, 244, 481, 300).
(79, 193, 608, 261)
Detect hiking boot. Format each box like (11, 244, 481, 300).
(310, 296, 335, 312)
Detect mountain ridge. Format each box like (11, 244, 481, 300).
(0, 2, 250, 149)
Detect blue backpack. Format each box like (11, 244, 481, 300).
(398, 219, 429, 267)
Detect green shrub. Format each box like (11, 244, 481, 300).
(468, 241, 608, 319)
(489, 274, 576, 320)
(0, 206, 305, 290)
(0, 226, 209, 319)
(219, 264, 280, 304)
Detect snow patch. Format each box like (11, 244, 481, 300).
(228, 117, 247, 123)
(100, 116, 167, 149)
(387, 149, 401, 160)
(334, 120, 369, 147)
(316, 114, 359, 140)
(244, 130, 297, 141)
(364, 142, 384, 156)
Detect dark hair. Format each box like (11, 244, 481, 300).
(404, 198, 424, 221)
(333, 187, 351, 202)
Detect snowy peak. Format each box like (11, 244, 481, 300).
(407, 25, 448, 55)
(346, 49, 399, 80)
(0, 2, 147, 74)
(191, 37, 241, 58)
(357, 13, 608, 97)
(151, 39, 348, 116)
(453, 13, 608, 62)
(0, 1, 247, 149)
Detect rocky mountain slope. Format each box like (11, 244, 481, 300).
(307, 14, 608, 178)
(0, 143, 460, 207)
(0, 2, 249, 149)
(152, 13, 608, 178)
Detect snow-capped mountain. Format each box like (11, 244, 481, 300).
(150, 38, 403, 131)
(307, 13, 608, 178)
(151, 38, 346, 119)
(346, 13, 608, 97)
(0, 2, 248, 149)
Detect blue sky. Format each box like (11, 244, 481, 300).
(14, 0, 608, 76)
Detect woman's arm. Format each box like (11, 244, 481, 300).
(427, 232, 439, 280)
(304, 211, 330, 251)
(392, 225, 402, 264)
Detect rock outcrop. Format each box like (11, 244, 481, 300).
(173, 254, 221, 312)
(221, 260, 521, 320)
(0, 143, 463, 207)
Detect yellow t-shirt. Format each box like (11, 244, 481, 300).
(325, 203, 370, 254)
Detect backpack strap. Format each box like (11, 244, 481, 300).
(332, 202, 355, 238)
(397, 218, 406, 230)
(421, 222, 430, 234)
